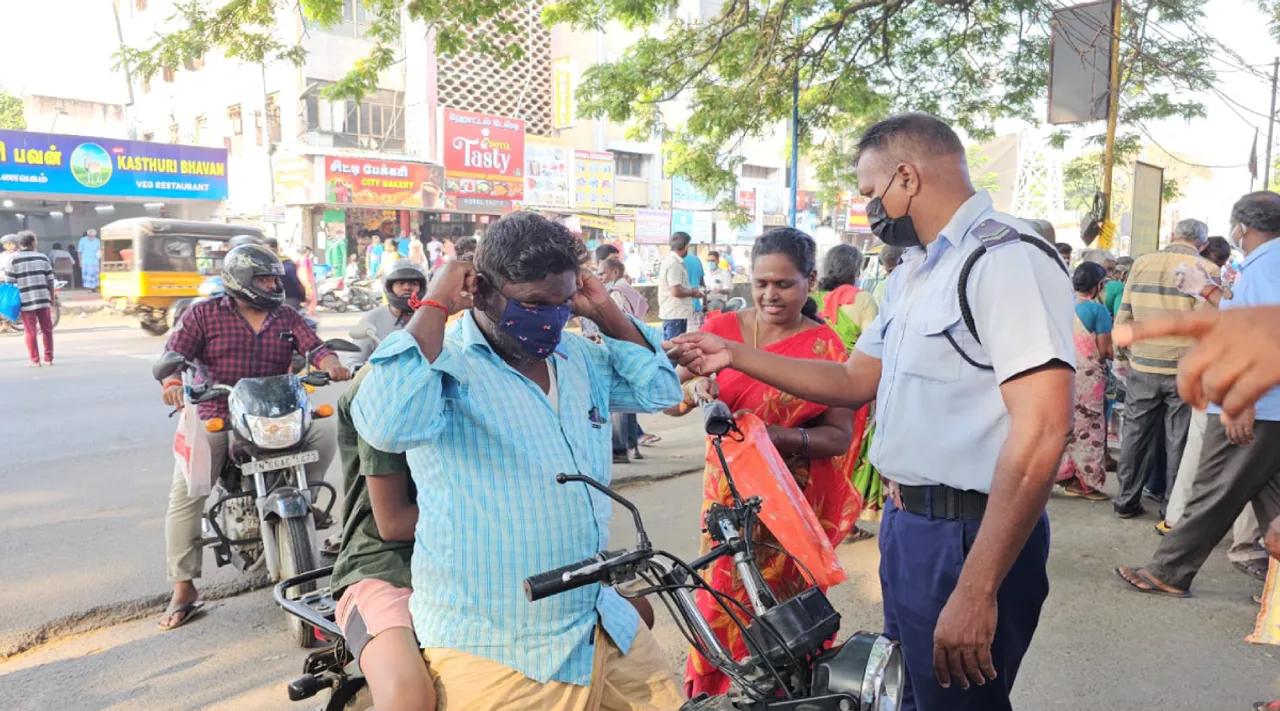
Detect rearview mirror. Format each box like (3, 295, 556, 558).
(324, 338, 362, 353)
(153, 351, 188, 382)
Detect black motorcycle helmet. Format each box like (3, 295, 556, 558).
(383, 260, 428, 312)
(222, 244, 286, 310)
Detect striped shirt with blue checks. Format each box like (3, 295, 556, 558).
(352, 311, 681, 685)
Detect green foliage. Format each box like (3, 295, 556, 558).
(119, 0, 1226, 202)
(0, 90, 24, 130)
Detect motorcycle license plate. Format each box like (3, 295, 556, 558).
(241, 450, 319, 475)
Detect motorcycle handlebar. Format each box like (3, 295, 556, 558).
(524, 551, 623, 602)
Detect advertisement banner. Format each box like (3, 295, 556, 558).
(442, 109, 525, 207)
(573, 151, 615, 209)
(672, 209, 714, 243)
(553, 57, 574, 129)
(525, 138, 570, 208)
(273, 154, 316, 205)
(0, 129, 229, 201)
(323, 156, 445, 210)
(672, 176, 716, 210)
(635, 208, 671, 244)
(1130, 161, 1164, 257)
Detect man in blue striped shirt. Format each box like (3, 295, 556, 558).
(353, 212, 685, 710)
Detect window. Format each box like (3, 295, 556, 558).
(193, 115, 207, 144)
(613, 152, 646, 178)
(266, 93, 281, 144)
(741, 164, 775, 180)
(134, 0, 146, 10)
(169, 124, 180, 144)
(227, 105, 243, 154)
(301, 79, 405, 151)
(162, 66, 175, 83)
(303, 0, 372, 37)
(255, 110, 263, 147)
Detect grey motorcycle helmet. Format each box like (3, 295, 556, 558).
(382, 259, 428, 312)
(222, 244, 286, 311)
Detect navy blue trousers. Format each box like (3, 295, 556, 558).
(879, 499, 1050, 711)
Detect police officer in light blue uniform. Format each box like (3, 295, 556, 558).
(669, 113, 1076, 711)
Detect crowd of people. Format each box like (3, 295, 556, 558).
(24, 109, 1260, 711)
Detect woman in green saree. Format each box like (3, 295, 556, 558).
(815, 244, 882, 541)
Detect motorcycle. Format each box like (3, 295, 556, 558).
(344, 279, 379, 312)
(273, 401, 903, 710)
(154, 335, 362, 647)
(317, 276, 348, 313)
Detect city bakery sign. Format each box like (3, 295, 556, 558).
(442, 110, 525, 207)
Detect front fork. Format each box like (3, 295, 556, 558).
(257, 464, 315, 581)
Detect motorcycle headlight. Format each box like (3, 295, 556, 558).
(859, 633, 904, 711)
(243, 410, 303, 450)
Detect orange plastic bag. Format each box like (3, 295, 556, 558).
(706, 412, 847, 588)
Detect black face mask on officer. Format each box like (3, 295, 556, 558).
(867, 175, 921, 249)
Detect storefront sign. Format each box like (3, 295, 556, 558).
(672, 209, 714, 243)
(576, 213, 614, 231)
(273, 154, 315, 204)
(324, 156, 445, 210)
(672, 176, 716, 210)
(442, 109, 525, 206)
(553, 57, 574, 129)
(736, 187, 756, 214)
(847, 197, 869, 231)
(0, 129, 229, 201)
(635, 208, 671, 244)
(525, 138, 570, 208)
(573, 151, 615, 209)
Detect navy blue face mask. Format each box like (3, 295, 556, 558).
(498, 298, 572, 359)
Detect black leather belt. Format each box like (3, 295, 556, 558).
(897, 484, 987, 521)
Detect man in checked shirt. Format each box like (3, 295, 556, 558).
(156, 244, 351, 630)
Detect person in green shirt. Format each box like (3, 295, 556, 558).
(1104, 256, 1133, 317)
(330, 367, 436, 710)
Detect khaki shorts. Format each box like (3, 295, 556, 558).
(425, 624, 685, 711)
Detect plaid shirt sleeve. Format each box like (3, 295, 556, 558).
(164, 303, 207, 364)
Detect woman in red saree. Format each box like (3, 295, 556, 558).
(672, 228, 863, 697)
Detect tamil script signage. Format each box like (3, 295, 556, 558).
(0, 129, 229, 201)
(672, 176, 716, 211)
(442, 109, 525, 208)
(323, 156, 445, 210)
(635, 208, 672, 244)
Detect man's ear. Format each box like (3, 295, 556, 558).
(473, 272, 495, 312)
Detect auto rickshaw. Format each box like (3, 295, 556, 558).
(100, 218, 266, 335)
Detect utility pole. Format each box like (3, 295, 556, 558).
(1100, 0, 1122, 224)
(1266, 57, 1278, 190)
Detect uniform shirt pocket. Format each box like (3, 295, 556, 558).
(898, 311, 964, 383)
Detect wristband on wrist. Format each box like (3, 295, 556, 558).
(408, 293, 450, 316)
(162, 378, 182, 389)
(798, 427, 811, 457)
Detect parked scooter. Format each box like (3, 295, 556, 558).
(274, 401, 902, 709)
(316, 276, 348, 313)
(155, 336, 362, 647)
(344, 279, 379, 312)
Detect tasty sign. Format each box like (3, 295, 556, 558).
(442, 109, 525, 206)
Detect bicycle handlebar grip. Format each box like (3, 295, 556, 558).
(524, 555, 606, 602)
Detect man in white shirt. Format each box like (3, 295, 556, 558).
(703, 250, 734, 310)
(657, 231, 702, 339)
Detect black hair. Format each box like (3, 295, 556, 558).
(1231, 191, 1280, 235)
(601, 257, 627, 276)
(475, 211, 586, 286)
(1201, 236, 1232, 267)
(856, 112, 965, 163)
(707, 250, 720, 261)
(1072, 261, 1107, 294)
(17, 230, 37, 249)
(264, 237, 279, 251)
(879, 245, 904, 267)
(51, 242, 62, 250)
(670, 231, 692, 251)
(751, 227, 819, 320)
(594, 243, 620, 263)
(818, 243, 863, 292)
(1056, 242, 1073, 259)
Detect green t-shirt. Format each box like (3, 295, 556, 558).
(1104, 279, 1125, 318)
(329, 367, 416, 597)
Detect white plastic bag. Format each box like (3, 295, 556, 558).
(173, 402, 214, 497)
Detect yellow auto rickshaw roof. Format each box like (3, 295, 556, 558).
(99, 218, 266, 241)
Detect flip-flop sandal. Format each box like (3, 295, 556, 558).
(1234, 559, 1270, 581)
(1115, 567, 1192, 598)
(1062, 487, 1110, 501)
(1154, 521, 1173, 536)
(157, 601, 205, 631)
(638, 434, 662, 446)
(843, 527, 876, 544)
(320, 533, 342, 556)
